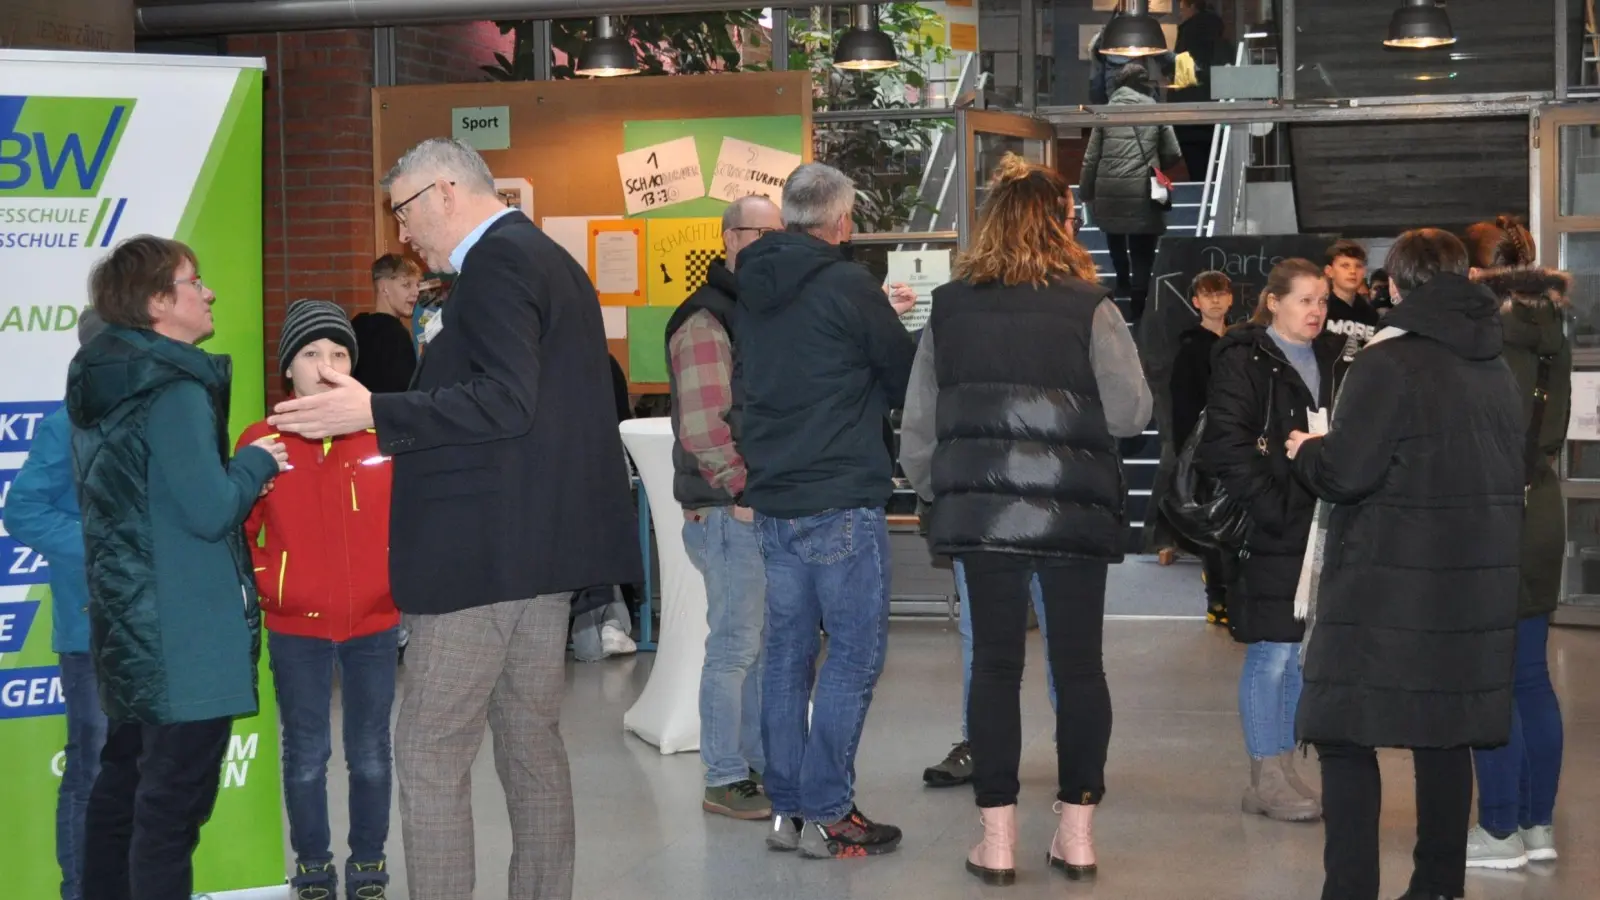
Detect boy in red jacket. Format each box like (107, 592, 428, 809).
(239, 299, 398, 900)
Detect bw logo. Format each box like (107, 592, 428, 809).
(0, 95, 135, 198)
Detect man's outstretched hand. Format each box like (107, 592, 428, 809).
(269, 366, 374, 439)
(886, 282, 918, 317)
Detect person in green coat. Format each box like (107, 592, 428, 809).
(1462, 216, 1570, 870)
(66, 235, 288, 900)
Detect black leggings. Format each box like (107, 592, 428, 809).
(1104, 232, 1160, 322)
(1316, 743, 1472, 900)
(963, 554, 1111, 808)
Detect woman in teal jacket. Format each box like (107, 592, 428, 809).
(65, 236, 287, 900)
(3, 309, 108, 900)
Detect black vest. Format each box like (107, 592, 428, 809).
(927, 276, 1125, 561)
(665, 261, 744, 508)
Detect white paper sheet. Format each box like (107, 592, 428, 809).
(708, 137, 802, 206)
(884, 249, 952, 332)
(594, 230, 641, 296)
(617, 136, 706, 215)
(601, 306, 628, 339)
(1570, 372, 1600, 441)
(541, 215, 620, 271)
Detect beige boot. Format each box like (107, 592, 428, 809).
(966, 805, 1017, 886)
(1242, 756, 1321, 822)
(1047, 801, 1097, 880)
(1279, 750, 1322, 807)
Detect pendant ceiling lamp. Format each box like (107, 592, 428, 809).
(834, 4, 899, 71)
(1384, 0, 1456, 49)
(575, 16, 640, 77)
(1099, 0, 1168, 58)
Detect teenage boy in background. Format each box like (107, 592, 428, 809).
(1322, 240, 1379, 345)
(4, 309, 109, 900)
(239, 300, 400, 900)
(1167, 271, 1235, 626)
(352, 254, 421, 394)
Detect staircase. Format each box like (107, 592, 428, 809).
(1068, 181, 1209, 554)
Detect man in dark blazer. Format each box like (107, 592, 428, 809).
(270, 137, 641, 900)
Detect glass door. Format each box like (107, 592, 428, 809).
(1538, 104, 1600, 626)
(957, 109, 1056, 248)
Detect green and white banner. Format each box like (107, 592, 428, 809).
(0, 50, 284, 899)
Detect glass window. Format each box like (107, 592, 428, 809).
(1560, 232, 1600, 347)
(1560, 124, 1600, 217)
(1568, 0, 1596, 90)
(815, 118, 957, 234)
(1564, 497, 1600, 602)
(1293, 0, 1554, 100)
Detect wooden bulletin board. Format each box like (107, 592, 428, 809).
(370, 71, 813, 392)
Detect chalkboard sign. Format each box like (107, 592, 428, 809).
(1138, 234, 1339, 380)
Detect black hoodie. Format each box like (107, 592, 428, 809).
(733, 231, 917, 517)
(1293, 272, 1525, 750)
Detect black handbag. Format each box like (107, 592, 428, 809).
(1160, 379, 1275, 551)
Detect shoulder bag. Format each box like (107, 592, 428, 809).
(1161, 376, 1275, 551)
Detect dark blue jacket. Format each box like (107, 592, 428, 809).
(3, 408, 91, 654)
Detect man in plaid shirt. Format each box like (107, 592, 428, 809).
(665, 195, 784, 820)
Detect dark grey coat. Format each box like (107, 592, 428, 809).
(1079, 87, 1182, 236)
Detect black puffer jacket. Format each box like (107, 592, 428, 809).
(1478, 267, 1572, 620)
(1294, 273, 1525, 750)
(1200, 324, 1351, 644)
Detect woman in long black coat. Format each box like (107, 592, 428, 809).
(1200, 258, 1350, 825)
(1287, 229, 1526, 900)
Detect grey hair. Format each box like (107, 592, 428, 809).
(781, 163, 855, 233)
(721, 194, 777, 232)
(381, 137, 496, 195)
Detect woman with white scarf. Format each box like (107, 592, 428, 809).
(1285, 229, 1526, 900)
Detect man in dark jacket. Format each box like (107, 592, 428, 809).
(66, 236, 288, 900)
(351, 253, 422, 393)
(735, 163, 917, 859)
(666, 194, 782, 820)
(269, 138, 642, 900)
(1287, 228, 1524, 900)
(1172, 0, 1232, 179)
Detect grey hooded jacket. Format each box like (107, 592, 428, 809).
(1079, 86, 1183, 236)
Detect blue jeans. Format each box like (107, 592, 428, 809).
(1472, 614, 1564, 836)
(56, 652, 106, 900)
(758, 507, 892, 823)
(956, 559, 1056, 740)
(684, 508, 767, 787)
(1239, 641, 1302, 760)
(268, 628, 399, 887)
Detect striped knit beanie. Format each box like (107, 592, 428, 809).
(278, 299, 357, 375)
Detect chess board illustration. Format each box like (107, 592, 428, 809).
(645, 217, 724, 306)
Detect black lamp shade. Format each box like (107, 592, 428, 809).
(1099, 13, 1168, 58)
(834, 27, 898, 71)
(1385, 0, 1456, 49)
(575, 21, 639, 77)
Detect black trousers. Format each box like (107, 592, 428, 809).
(1202, 548, 1234, 611)
(964, 554, 1111, 808)
(1316, 743, 1472, 900)
(83, 718, 234, 900)
(1104, 232, 1160, 322)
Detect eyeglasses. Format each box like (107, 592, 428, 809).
(173, 276, 206, 292)
(727, 226, 776, 237)
(392, 181, 454, 224)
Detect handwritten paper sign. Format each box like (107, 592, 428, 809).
(885, 248, 951, 332)
(709, 137, 802, 206)
(617, 137, 705, 215)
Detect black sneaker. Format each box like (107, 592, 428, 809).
(923, 741, 973, 787)
(346, 860, 387, 900)
(798, 806, 903, 859)
(291, 862, 337, 900)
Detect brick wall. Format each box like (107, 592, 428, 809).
(227, 23, 509, 404)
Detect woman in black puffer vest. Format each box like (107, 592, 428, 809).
(898, 155, 1152, 886)
(1201, 257, 1352, 825)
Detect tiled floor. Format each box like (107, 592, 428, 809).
(308, 560, 1600, 899)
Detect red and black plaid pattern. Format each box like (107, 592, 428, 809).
(667, 309, 746, 497)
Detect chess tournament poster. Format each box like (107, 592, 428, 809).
(645, 217, 724, 307)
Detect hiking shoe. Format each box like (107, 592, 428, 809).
(798, 806, 903, 859)
(923, 741, 973, 787)
(291, 862, 336, 900)
(346, 861, 387, 900)
(1465, 824, 1527, 869)
(749, 769, 764, 791)
(1206, 602, 1229, 626)
(1520, 824, 1557, 861)
(766, 813, 802, 851)
(704, 779, 771, 820)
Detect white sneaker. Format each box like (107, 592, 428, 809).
(1520, 824, 1557, 861)
(1465, 824, 1528, 870)
(600, 623, 637, 657)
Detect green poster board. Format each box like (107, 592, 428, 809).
(622, 115, 806, 220)
(627, 306, 678, 383)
